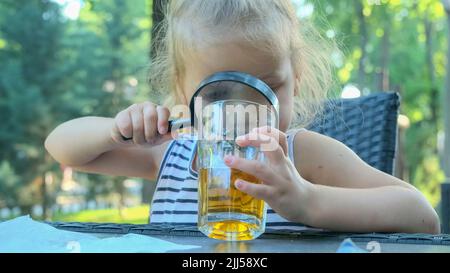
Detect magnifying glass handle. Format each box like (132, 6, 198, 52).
(121, 118, 191, 141)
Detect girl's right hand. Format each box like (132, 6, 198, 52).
(110, 102, 174, 146)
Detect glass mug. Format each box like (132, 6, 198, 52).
(197, 99, 277, 241)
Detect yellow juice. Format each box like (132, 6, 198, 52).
(198, 167, 266, 241)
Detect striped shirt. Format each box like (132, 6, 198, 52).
(149, 128, 311, 231)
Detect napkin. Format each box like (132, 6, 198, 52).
(0, 215, 200, 253)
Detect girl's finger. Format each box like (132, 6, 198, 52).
(115, 110, 133, 139)
(224, 155, 279, 186)
(130, 104, 146, 145)
(143, 103, 158, 143)
(235, 132, 286, 163)
(252, 126, 288, 156)
(111, 123, 133, 145)
(153, 131, 176, 145)
(156, 106, 170, 135)
(234, 179, 274, 201)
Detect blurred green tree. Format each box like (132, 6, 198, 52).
(0, 0, 151, 219)
(0, 0, 68, 216)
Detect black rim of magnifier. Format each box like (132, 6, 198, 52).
(188, 71, 280, 126)
(122, 71, 279, 140)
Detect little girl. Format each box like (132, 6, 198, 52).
(45, 0, 440, 234)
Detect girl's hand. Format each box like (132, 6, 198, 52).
(110, 102, 174, 146)
(224, 127, 315, 224)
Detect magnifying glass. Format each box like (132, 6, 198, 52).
(122, 71, 279, 140)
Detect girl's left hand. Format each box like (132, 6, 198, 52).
(224, 127, 315, 224)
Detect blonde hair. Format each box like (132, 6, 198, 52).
(149, 0, 336, 128)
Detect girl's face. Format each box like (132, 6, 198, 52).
(181, 41, 296, 132)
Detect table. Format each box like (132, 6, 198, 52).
(129, 234, 450, 253)
(48, 222, 450, 253)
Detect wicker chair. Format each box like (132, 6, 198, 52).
(307, 91, 399, 175)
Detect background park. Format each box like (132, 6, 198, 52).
(0, 0, 449, 225)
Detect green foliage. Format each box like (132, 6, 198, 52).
(0, 161, 20, 208)
(0, 0, 152, 217)
(0, 0, 67, 212)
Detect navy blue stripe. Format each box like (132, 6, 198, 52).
(173, 142, 192, 152)
(267, 209, 276, 214)
(156, 187, 197, 193)
(160, 175, 197, 181)
(165, 163, 188, 171)
(169, 152, 190, 161)
(152, 210, 198, 215)
(153, 199, 198, 204)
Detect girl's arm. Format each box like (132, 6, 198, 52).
(46, 117, 119, 166)
(306, 184, 439, 233)
(294, 130, 440, 234)
(45, 103, 173, 180)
